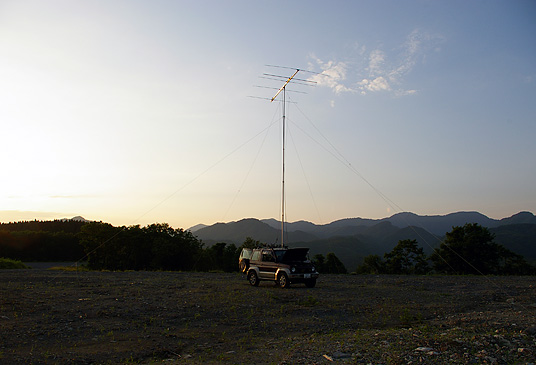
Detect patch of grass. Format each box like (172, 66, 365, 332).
(298, 295, 320, 307)
(399, 307, 423, 325)
(49, 264, 89, 271)
(0, 257, 29, 269)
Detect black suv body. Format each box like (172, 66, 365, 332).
(239, 247, 319, 288)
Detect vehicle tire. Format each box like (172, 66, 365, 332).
(305, 278, 316, 288)
(278, 272, 290, 288)
(247, 270, 259, 286)
(239, 259, 249, 273)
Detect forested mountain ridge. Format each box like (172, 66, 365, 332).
(0, 217, 89, 234)
(192, 211, 536, 270)
(0, 217, 89, 261)
(254, 211, 536, 237)
(192, 211, 536, 240)
(1, 213, 534, 272)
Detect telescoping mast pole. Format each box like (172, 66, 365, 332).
(271, 69, 300, 248)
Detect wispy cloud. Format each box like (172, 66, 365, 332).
(368, 50, 386, 77)
(359, 76, 390, 93)
(308, 58, 352, 94)
(309, 29, 443, 96)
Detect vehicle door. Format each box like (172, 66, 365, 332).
(258, 249, 278, 279)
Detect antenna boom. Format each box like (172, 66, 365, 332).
(270, 69, 299, 102)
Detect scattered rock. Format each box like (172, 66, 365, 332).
(415, 346, 434, 352)
(1, 271, 534, 364)
(322, 354, 333, 361)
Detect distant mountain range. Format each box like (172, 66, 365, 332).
(191, 211, 536, 271)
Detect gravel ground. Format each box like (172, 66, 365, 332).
(1, 270, 535, 364)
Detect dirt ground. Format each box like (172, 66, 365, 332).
(1, 269, 535, 364)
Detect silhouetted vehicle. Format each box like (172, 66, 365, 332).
(239, 247, 319, 288)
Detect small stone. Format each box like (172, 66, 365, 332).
(323, 354, 333, 361)
(415, 347, 434, 352)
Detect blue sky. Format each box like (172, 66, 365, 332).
(1, 0, 535, 229)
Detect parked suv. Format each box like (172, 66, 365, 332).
(239, 247, 319, 288)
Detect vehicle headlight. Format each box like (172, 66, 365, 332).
(291, 267, 296, 273)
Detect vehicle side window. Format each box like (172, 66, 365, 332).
(251, 250, 261, 261)
(262, 250, 275, 262)
(240, 249, 252, 260)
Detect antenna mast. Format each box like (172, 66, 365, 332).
(271, 69, 299, 247)
(252, 65, 319, 247)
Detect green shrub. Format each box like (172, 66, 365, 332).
(0, 257, 30, 269)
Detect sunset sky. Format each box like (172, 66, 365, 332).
(1, 0, 535, 229)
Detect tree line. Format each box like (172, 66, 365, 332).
(356, 223, 535, 275)
(0, 219, 86, 261)
(1, 220, 534, 275)
(0, 230, 84, 261)
(79, 222, 242, 272)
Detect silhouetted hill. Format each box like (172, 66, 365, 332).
(290, 222, 441, 270)
(261, 219, 319, 233)
(498, 211, 536, 225)
(491, 223, 536, 263)
(380, 211, 496, 235)
(61, 216, 90, 222)
(194, 218, 317, 246)
(192, 212, 536, 270)
(188, 223, 208, 232)
(290, 235, 373, 271)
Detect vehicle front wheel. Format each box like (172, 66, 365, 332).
(278, 272, 290, 288)
(305, 278, 316, 288)
(247, 270, 259, 286)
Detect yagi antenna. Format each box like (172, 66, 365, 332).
(253, 85, 307, 94)
(262, 68, 318, 102)
(265, 64, 324, 75)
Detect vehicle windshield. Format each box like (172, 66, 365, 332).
(274, 250, 286, 262)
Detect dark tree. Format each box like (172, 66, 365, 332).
(0, 225, 84, 262)
(324, 252, 347, 274)
(430, 223, 533, 275)
(146, 224, 203, 271)
(356, 254, 384, 274)
(241, 237, 262, 249)
(79, 222, 124, 270)
(80, 222, 204, 271)
(312, 254, 326, 273)
(199, 242, 239, 272)
(383, 239, 429, 274)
